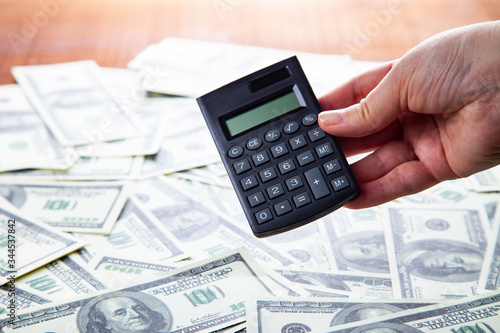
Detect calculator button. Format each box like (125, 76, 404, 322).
(302, 114, 317, 126)
(246, 138, 262, 150)
(252, 151, 270, 167)
(265, 129, 281, 142)
(240, 175, 258, 191)
(270, 143, 289, 158)
(315, 143, 334, 158)
(259, 167, 278, 183)
(308, 127, 326, 142)
(248, 191, 266, 207)
(255, 208, 273, 224)
(289, 134, 307, 150)
(297, 151, 315, 166)
(304, 167, 331, 200)
(284, 121, 299, 134)
(323, 159, 341, 175)
(331, 176, 350, 192)
(266, 183, 285, 199)
(274, 200, 292, 216)
(286, 175, 304, 191)
(228, 146, 244, 158)
(278, 159, 296, 175)
(233, 158, 251, 175)
(293, 192, 312, 208)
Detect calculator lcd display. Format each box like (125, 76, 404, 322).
(225, 91, 302, 137)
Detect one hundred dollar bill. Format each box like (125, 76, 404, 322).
(0, 181, 130, 234)
(16, 254, 107, 302)
(138, 122, 220, 178)
(0, 248, 281, 332)
(328, 291, 500, 333)
(127, 37, 353, 97)
(173, 166, 232, 189)
(182, 178, 246, 224)
(175, 179, 327, 270)
(0, 156, 144, 181)
(76, 197, 188, 263)
(132, 176, 296, 267)
(399, 181, 500, 225)
(88, 254, 184, 290)
(0, 197, 85, 285)
(12, 60, 149, 146)
(246, 297, 436, 333)
(0, 285, 52, 314)
(320, 207, 391, 274)
(261, 221, 332, 271)
(385, 205, 490, 299)
(74, 108, 167, 157)
(478, 208, 500, 293)
(274, 269, 394, 299)
(0, 85, 75, 172)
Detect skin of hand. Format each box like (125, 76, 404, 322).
(318, 21, 500, 209)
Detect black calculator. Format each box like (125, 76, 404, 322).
(197, 56, 359, 238)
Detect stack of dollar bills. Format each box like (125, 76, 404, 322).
(0, 38, 499, 332)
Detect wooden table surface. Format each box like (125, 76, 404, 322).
(1, 0, 499, 85)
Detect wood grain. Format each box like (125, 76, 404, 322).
(0, 0, 498, 84)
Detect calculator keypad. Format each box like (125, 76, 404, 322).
(227, 114, 351, 226)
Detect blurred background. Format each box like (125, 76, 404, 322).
(1, 0, 499, 84)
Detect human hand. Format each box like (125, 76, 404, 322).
(318, 21, 500, 209)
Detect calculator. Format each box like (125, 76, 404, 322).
(197, 56, 359, 238)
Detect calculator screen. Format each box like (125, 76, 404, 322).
(225, 90, 302, 138)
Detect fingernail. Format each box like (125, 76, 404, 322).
(318, 110, 344, 126)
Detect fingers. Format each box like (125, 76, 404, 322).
(349, 139, 415, 184)
(346, 160, 438, 209)
(335, 119, 402, 157)
(318, 61, 395, 110)
(318, 61, 407, 138)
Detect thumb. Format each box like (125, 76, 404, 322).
(318, 65, 405, 138)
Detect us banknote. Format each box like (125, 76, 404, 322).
(88, 254, 183, 290)
(132, 176, 296, 267)
(183, 177, 246, 225)
(0, 285, 52, 314)
(328, 291, 500, 333)
(0, 248, 282, 332)
(265, 222, 332, 271)
(385, 204, 490, 299)
(0, 197, 85, 285)
(179, 179, 329, 270)
(76, 197, 188, 264)
(274, 269, 394, 299)
(173, 167, 232, 189)
(0, 181, 130, 234)
(246, 298, 436, 333)
(0, 156, 144, 181)
(12, 60, 149, 146)
(478, 210, 500, 293)
(127, 37, 354, 97)
(138, 120, 220, 179)
(74, 108, 166, 157)
(320, 207, 391, 275)
(0, 84, 74, 172)
(16, 254, 107, 302)
(399, 181, 500, 224)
